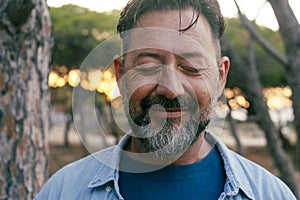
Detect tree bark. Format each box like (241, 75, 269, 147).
(0, 0, 53, 199)
(221, 34, 299, 198)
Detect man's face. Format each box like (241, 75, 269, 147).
(115, 8, 229, 160)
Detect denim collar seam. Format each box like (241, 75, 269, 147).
(215, 139, 255, 199)
(87, 135, 130, 188)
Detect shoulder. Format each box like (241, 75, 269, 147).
(34, 146, 116, 199)
(53, 145, 115, 179)
(227, 148, 296, 199)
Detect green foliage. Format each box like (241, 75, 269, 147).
(50, 4, 119, 68)
(224, 18, 287, 88)
(49, 5, 120, 108)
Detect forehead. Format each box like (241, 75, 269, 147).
(122, 8, 216, 60)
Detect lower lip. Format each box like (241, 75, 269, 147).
(149, 107, 188, 119)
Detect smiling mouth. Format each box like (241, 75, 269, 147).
(148, 104, 189, 119)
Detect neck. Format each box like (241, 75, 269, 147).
(172, 133, 212, 165)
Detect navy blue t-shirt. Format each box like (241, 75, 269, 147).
(119, 146, 226, 200)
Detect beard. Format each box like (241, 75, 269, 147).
(137, 114, 209, 161)
(122, 85, 218, 161)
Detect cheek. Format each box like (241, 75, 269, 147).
(195, 70, 219, 98)
(122, 68, 159, 94)
(195, 89, 211, 106)
(187, 78, 216, 108)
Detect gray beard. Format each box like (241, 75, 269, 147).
(137, 115, 208, 160)
(122, 84, 218, 161)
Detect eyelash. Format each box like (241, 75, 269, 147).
(179, 65, 202, 74)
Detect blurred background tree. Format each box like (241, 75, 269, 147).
(51, 4, 119, 68)
(49, 5, 122, 147)
(225, 18, 287, 88)
(222, 0, 300, 196)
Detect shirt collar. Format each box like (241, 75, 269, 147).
(88, 131, 255, 199)
(206, 132, 255, 199)
(88, 133, 130, 187)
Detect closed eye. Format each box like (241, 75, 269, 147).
(179, 64, 212, 75)
(135, 63, 163, 74)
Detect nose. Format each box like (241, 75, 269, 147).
(156, 67, 185, 99)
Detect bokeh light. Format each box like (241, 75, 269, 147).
(68, 69, 81, 87)
(49, 68, 293, 108)
(225, 87, 292, 111)
(264, 87, 293, 110)
(48, 66, 117, 101)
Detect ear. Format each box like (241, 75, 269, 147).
(114, 55, 124, 93)
(218, 56, 230, 97)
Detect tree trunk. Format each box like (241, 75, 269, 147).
(221, 34, 299, 198)
(0, 0, 53, 199)
(226, 100, 243, 155)
(268, 0, 300, 172)
(234, 0, 300, 172)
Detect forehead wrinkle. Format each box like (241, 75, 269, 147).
(136, 51, 165, 60)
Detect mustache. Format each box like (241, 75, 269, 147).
(141, 95, 197, 110)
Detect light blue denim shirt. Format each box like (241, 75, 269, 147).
(35, 132, 296, 200)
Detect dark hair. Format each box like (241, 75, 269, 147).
(117, 0, 225, 42)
